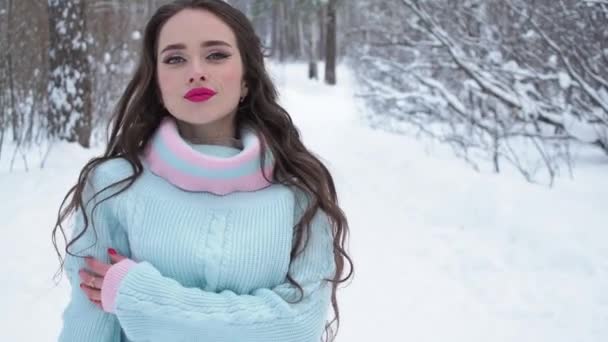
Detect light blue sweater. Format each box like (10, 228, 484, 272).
(58, 132, 336, 342)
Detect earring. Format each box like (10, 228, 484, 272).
(239, 96, 245, 103)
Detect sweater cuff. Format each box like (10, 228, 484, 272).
(101, 258, 138, 313)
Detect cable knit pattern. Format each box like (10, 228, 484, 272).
(58, 126, 336, 342)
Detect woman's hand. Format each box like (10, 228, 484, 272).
(78, 248, 128, 309)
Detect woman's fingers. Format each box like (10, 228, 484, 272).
(79, 260, 105, 308)
(78, 269, 102, 289)
(78, 250, 129, 309)
(85, 256, 111, 276)
(79, 282, 102, 301)
(108, 248, 127, 264)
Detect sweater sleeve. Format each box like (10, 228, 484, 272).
(58, 165, 131, 342)
(113, 205, 337, 342)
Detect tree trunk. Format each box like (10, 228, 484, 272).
(318, 4, 326, 60)
(324, 0, 337, 85)
(279, 0, 288, 61)
(147, 0, 155, 17)
(47, 0, 92, 147)
(271, 0, 278, 58)
(7, 0, 18, 142)
(308, 6, 318, 80)
(296, 10, 306, 59)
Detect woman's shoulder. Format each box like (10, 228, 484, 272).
(87, 157, 136, 190)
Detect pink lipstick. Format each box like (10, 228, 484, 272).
(184, 87, 216, 102)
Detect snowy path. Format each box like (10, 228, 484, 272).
(274, 63, 608, 342)
(1, 63, 607, 341)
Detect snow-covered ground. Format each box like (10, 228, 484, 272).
(1, 62, 607, 341)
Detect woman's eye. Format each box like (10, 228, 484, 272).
(163, 56, 185, 64)
(207, 52, 230, 61)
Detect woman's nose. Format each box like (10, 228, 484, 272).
(189, 61, 207, 83)
(189, 75, 206, 83)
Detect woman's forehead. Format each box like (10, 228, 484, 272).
(158, 9, 237, 52)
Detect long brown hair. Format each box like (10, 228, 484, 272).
(52, 1, 353, 340)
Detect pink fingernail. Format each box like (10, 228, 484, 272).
(108, 248, 117, 255)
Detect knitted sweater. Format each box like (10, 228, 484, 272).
(58, 119, 336, 342)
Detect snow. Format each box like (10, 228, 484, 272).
(523, 29, 537, 39)
(65, 76, 77, 96)
(558, 72, 573, 90)
(1, 62, 608, 341)
(56, 20, 66, 35)
(131, 30, 142, 41)
(49, 85, 67, 110)
(599, 87, 608, 103)
(71, 31, 83, 51)
(488, 50, 502, 64)
(548, 55, 558, 67)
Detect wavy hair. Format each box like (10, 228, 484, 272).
(52, 1, 353, 340)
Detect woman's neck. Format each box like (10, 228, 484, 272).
(187, 136, 243, 149)
(175, 115, 239, 148)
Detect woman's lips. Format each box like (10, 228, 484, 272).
(184, 87, 217, 102)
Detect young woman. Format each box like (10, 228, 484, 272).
(52, 1, 352, 341)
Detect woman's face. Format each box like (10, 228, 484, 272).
(156, 9, 248, 127)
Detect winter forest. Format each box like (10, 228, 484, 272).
(1, 0, 607, 341)
(0, 0, 607, 183)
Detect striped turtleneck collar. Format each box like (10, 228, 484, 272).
(141, 116, 275, 195)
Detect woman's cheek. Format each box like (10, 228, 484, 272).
(157, 70, 174, 94)
(222, 61, 244, 84)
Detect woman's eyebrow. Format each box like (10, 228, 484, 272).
(160, 40, 232, 54)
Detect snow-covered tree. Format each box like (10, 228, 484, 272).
(0, 0, 169, 167)
(1, 0, 49, 168)
(346, 0, 608, 184)
(47, 0, 92, 147)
